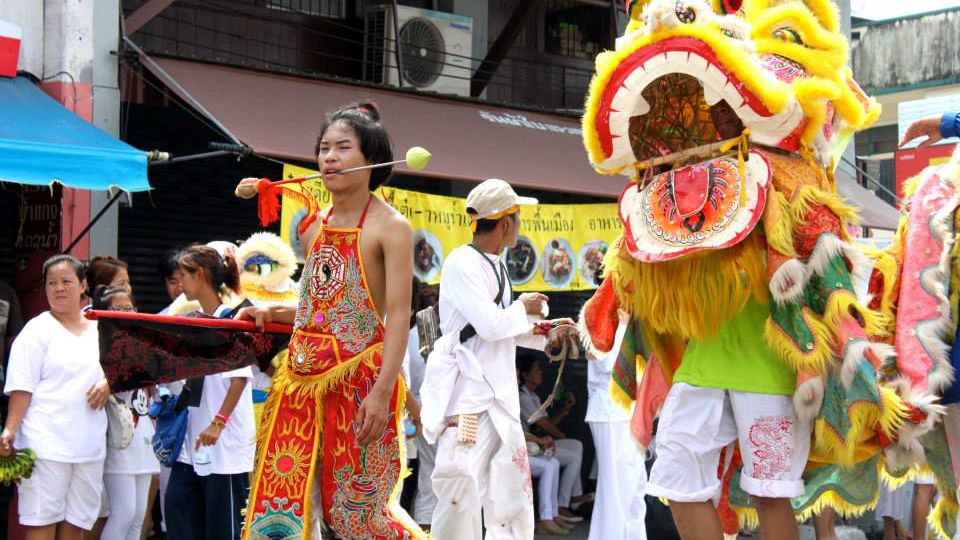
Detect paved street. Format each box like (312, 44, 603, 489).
(532, 521, 878, 539)
(534, 521, 589, 540)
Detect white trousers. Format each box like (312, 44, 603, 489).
(431, 410, 535, 540)
(588, 421, 647, 540)
(648, 383, 810, 502)
(530, 455, 561, 521)
(102, 473, 153, 540)
(875, 481, 912, 522)
(158, 466, 171, 532)
(413, 434, 438, 525)
(554, 438, 584, 508)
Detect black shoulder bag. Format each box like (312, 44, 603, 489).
(458, 245, 509, 344)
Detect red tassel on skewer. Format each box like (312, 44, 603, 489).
(256, 178, 281, 226)
(250, 175, 321, 235)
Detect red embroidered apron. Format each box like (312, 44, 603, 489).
(244, 199, 421, 539)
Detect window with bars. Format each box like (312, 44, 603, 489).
(265, 0, 346, 18)
(544, 0, 610, 59)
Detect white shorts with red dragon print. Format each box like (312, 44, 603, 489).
(647, 382, 811, 503)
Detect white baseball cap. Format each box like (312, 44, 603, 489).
(465, 179, 538, 220)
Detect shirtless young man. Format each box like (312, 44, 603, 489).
(235, 103, 424, 539)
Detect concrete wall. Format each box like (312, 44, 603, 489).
(89, 0, 122, 258)
(0, 0, 44, 77)
(451, 0, 487, 61)
(2, 0, 122, 258)
(853, 9, 960, 92)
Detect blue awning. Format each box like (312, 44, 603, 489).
(0, 76, 150, 191)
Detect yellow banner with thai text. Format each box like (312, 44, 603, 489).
(279, 164, 621, 291)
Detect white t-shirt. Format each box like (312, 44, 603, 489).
(105, 388, 161, 475)
(176, 367, 255, 475)
(176, 305, 255, 475)
(518, 385, 541, 432)
(4, 312, 107, 463)
(251, 366, 272, 393)
(406, 327, 426, 401)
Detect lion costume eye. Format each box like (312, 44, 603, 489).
(772, 26, 804, 45)
(244, 261, 278, 276)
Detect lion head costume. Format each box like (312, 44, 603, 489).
(577, 0, 948, 533)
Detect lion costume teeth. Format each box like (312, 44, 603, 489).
(578, 0, 928, 533)
(585, 0, 879, 176)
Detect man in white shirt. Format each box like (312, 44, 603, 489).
(421, 179, 577, 540)
(586, 324, 646, 540)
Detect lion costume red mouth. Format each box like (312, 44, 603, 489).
(619, 149, 770, 261)
(588, 32, 804, 261)
(591, 35, 805, 171)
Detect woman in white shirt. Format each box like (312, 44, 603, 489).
(163, 245, 254, 540)
(518, 357, 592, 520)
(91, 286, 162, 540)
(1, 254, 110, 539)
(525, 431, 571, 535)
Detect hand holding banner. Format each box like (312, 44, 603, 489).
(87, 311, 291, 391)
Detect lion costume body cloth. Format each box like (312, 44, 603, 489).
(577, 0, 942, 534)
(869, 149, 960, 540)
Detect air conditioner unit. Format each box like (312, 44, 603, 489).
(364, 5, 473, 97)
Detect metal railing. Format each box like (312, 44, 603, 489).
(127, 0, 597, 112)
(841, 155, 900, 206)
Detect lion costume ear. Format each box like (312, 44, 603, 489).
(828, 70, 881, 168)
(745, 0, 839, 33)
(802, 0, 840, 33)
(628, 0, 741, 18)
(624, 0, 647, 34)
(713, 0, 743, 15)
(625, 0, 646, 20)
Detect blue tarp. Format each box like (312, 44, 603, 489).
(0, 76, 150, 191)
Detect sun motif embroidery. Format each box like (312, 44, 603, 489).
(290, 337, 322, 372)
(262, 439, 310, 498)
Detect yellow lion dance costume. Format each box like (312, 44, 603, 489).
(577, 0, 944, 534)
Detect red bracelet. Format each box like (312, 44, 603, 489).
(215, 413, 230, 424)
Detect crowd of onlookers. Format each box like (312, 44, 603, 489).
(1, 253, 157, 540)
(0, 246, 261, 540)
(0, 247, 610, 540)
(3, 246, 937, 540)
